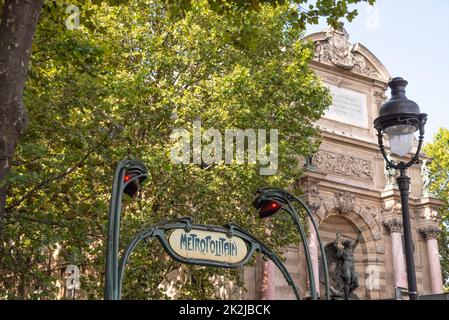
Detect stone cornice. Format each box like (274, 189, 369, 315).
(302, 171, 380, 200)
(310, 58, 386, 85)
(320, 130, 379, 152)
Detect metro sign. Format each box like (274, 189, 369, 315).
(168, 228, 248, 265)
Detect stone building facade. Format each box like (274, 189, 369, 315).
(241, 28, 444, 300)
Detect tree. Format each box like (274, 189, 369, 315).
(0, 0, 374, 217)
(0, 0, 44, 221)
(423, 128, 449, 291)
(0, 0, 374, 299)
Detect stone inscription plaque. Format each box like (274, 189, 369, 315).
(323, 82, 368, 128)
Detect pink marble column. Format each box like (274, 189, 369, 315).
(384, 218, 407, 289)
(261, 260, 276, 300)
(307, 217, 320, 297)
(421, 226, 444, 294)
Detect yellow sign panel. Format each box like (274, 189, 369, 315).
(168, 229, 248, 264)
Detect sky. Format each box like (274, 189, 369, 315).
(305, 0, 449, 144)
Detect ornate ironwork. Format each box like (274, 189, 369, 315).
(373, 77, 427, 300)
(253, 187, 330, 300)
(116, 217, 301, 300)
(104, 159, 149, 300)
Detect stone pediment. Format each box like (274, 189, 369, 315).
(305, 27, 390, 82)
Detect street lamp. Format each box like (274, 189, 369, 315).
(374, 77, 427, 300)
(253, 187, 330, 300)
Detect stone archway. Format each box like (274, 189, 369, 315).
(315, 197, 383, 249)
(311, 197, 384, 300)
(318, 212, 370, 299)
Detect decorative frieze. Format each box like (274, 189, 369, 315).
(313, 150, 372, 181)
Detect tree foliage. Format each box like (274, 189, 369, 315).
(0, 0, 373, 299)
(424, 128, 449, 291)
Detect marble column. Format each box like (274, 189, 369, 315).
(261, 260, 276, 300)
(420, 225, 443, 294)
(307, 216, 320, 298)
(384, 217, 407, 289)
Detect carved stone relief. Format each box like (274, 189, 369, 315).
(300, 180, 320, 198)
(383, 216, 403, 234)
(418, 207, 440, 222)
(367, 206, 382, 229)
(334, 191, 355, 214)
(373, 89, 387, 108)
(313, 150, 372, 181)
(313, 27, 380, 78)
(382, 201, 404, 234)
(382, 202, 402, 216)
(419, 224, 440, 240)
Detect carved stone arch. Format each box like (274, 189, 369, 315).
(316, 207, 381, 300)
(314, 198, 382, 253)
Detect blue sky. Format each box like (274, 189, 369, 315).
(306, 0, 449, 144)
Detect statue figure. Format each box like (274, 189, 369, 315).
(384, 152, 396, 188)
(321, 231, 363, 300)
(421, 159, 433, 196)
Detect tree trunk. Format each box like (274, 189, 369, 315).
(0, 0, 44, 220)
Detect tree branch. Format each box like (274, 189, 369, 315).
(5, 129, 113, 212)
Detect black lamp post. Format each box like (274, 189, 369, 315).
(374, 77, 427, 300)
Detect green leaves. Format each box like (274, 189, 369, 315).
(424, 128, 449, 290)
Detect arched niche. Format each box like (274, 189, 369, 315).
(315, 203, 384, 300)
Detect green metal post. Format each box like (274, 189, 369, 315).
(254, 187, 330, 300)
(284, 199, 317, 300)
(104, 160, 148, 300)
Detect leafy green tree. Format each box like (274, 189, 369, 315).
(1, 0, 374, 299)
(424, 128, 449, 291)
(0, 0, 374, 218)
